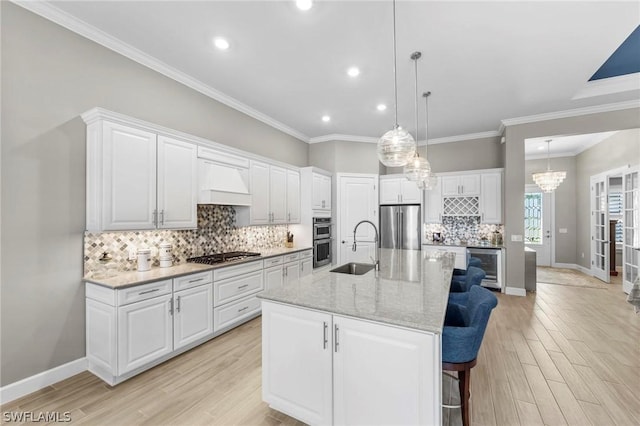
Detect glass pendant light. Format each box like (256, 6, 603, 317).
(377, 0, 415, 167)
(404, 51, 431, 183)
(419, 91, 438, 190)
(532, 139, 566, 192)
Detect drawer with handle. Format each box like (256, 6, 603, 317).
(214, 270, 264, 307)
(213, 259, 263, 281)
(213, 295, 261, 333)
(174, 271, 213, 292)
(299, 249, 313, 259)
(283, 252, 300, 263)
(262, 256, 283, 268)
(117, 279, 172, 306)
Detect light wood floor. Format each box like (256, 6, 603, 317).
(3, 269, 639, 426)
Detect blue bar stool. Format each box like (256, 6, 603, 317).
(450, 266, 486, 293)
(442, 285, 498, 426)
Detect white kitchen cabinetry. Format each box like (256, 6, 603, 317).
(424, 179, 442, 223)
(441, 174, 480, 196)
(423, 244, 467, 270)
(287, 170, 301, 223)
(250, 161, 300, 225)
(213, 260, 264, 333)
(86, 272, 213, 385)
(480, 172, 502, 224)
(118, 294, 173, 375)
(85, 119, 198, 231)
(312, 173, 332, 210)
(262, 302, 334, 426)
(379, 175, 422, 205)
(262, 302, 440, 426)
(300, 250, 313, 277)
(264, 264, 284, 291)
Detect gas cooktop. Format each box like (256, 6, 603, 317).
(187, 251, 261, 265)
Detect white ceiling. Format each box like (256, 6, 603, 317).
(524, 131, 619, 160)
(31, 1, 640, 142)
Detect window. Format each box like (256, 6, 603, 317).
(524, 193, 543, 244)
(609, 192, 623, 243)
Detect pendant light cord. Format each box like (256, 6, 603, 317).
(546, 140, 552, 171)
(413, 52, 420, 146)
(424, 91, 431, 157)
(392, 0, 399, 127)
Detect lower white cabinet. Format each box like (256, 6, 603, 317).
(86, 271, 214, 385)
(262, 302, 441, 426)
(174, 284, 214, 350)
(300, 258, 313, 277)
(284, 261, 300, 285)
(264, 264, 284, 291)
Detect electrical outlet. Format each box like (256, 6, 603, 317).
(128, 247, 137, 260)
(511, 234, 523, 242)
(581, 252, 585, 258)
(559, 228, 568, 234)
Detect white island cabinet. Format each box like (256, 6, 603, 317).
(260, 248, 453, 426)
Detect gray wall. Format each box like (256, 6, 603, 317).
(0, 3, 308, 386)
(575, 129, 640, 269)
(386, 136, 503, 174)
(504, 108, 640, 291)
(308, 140, 385, 174)
(525, 156, 577, 264)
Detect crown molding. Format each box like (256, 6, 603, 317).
(573, 73, 640, 100)
(425, 130, 502, 145)
(525, 152, 577, 161)
(308, 134, 379, 144)
(12, 0, 310, 143)
(501, 100, 640, 128)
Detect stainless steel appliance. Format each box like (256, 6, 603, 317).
(187, 251, 261, 265)
(379, 205, 421, 250)
(467, 247, 502, 289)
(313, 217, 332, 268)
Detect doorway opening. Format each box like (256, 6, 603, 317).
(525, 185, 553, 266)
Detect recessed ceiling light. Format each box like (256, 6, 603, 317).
(538, 146, 545, 150)
(377, 104, 387, 111)
(213, 37, 230, 50)
(347, 67, 360, 77)
(296, 0, 313, 11)
(322, 115, 331, 122)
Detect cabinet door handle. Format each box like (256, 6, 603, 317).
(169, 297, 174, 315)
(237, 306, 249, 313)
(323, 321, 328, 349)
(288, 212, 291, 222)
(176, 296, 181, 313)
(153, 209, 158, 227)
(139, 288, 159, 295)
(237, 284, 249, 290)
(188, 277, 205, 284)
(160, 210, 164, 226)
(334, 324, 339, 352)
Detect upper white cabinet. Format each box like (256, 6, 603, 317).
(312, 173, 332, 210)
(85, 118, 197, 231)
(250, 161, 300, 225)
(423, 179, 442, 223)
(379, 175, 422, 205)
(480, 172, 502, 224)
(157, 136, 198, 229)
(441, 174, 480, 196)
(286, 170, 301, 223)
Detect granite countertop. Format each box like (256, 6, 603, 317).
(259, 248, 455, 334)
(85, 246, 313, 289)
(422, 242, 505, 249)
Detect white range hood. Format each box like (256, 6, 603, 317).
(199, 160, 252, 206)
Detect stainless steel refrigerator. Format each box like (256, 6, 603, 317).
(380, 205, 421, 250)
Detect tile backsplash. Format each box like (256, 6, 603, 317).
(84, 205, 287, 275)
(424, 216, 503, 244)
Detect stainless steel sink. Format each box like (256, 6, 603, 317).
(330, 262, 376, 275)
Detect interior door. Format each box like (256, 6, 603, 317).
(524, 185, 552, 266)
(622, 167, 639, 294)
(337, 174, 378, 264)
(591, 175, 610, 282)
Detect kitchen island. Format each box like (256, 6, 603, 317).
(258, 248, 455, 426)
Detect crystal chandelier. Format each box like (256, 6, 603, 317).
(532, 140, 566, 192)
(377, 0, 415, 167)
(404, 51, 432, 183)
(418, 91, 438, 190)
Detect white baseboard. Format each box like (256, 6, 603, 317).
(505, 287, 527, 297)
(0, 358, 87, 405)
(552, 262, 578, 269)
(577, 265, 592, 275)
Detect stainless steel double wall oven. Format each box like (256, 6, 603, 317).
(313, 217, 332, 268)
